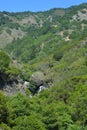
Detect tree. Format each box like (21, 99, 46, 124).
(0, 51, 10, 72)
(12, 115, 46, 130)
(0, 91, 9, 124)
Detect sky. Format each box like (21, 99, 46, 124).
(0, 0, 87, 12)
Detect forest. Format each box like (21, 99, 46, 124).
(0, 3, 87, 130)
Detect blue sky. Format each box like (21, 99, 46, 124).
(0, 0, 87, 12)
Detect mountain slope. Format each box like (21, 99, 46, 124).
(0, 3, 87, 130)
(0, 3, 86, 48)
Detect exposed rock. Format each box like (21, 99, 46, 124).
(38, 85, 46, 93)
(72, 9, 87, 21)
(3, 81, 25, 96)
(23, 81, 30, 89)
(0, 77, 30, 96)
(30, 71, 44, 86)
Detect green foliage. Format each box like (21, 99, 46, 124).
(1, 3, 87, 130)
(0, 15, 11, 25)
(0, 91, 9, 124)
(21, 64, 34, 80)
(7, 22, 20, 29)
(6, 29, 12, 35)
(41, 102, 72, 130)
(53, 51, 63, 61)
(0, 123, 11, 130)
(67, 124, 82, 130)
(0, 51, 10, 72)
(0, 51, 21, 85)
(13, 115, 46, 130)
(6, 66, 21, 80)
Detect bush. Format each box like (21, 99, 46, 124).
(6, 29, 12, 35)
(53, 51, 63, 61)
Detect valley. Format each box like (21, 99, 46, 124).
(0, 3, 87, 130)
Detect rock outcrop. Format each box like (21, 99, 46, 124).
(30, 71, 44, 86)
(0, 77, 30, 96)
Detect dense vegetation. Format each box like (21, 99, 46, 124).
(0, 3, 87, 130)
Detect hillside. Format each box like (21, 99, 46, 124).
(0, 9, 65, 48)
(0, 3, 87, 48)
(0, 3, 87, 130)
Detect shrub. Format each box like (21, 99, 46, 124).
(53, 51, 63, 61)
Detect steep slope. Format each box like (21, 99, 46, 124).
(1, 3, 87, 130)
(0, 3, 86, 48)
(0, 3, 85, 94)
(0, 8, 65, 48)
